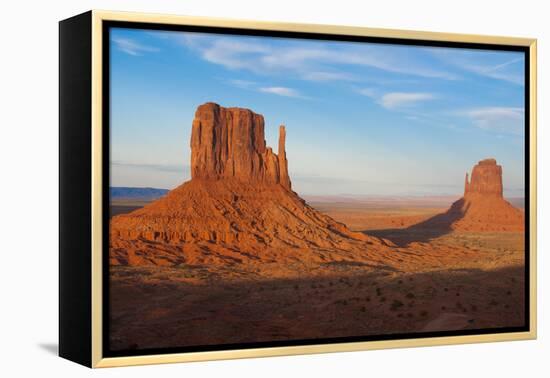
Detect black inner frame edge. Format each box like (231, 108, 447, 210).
(101, 20, 531, 359)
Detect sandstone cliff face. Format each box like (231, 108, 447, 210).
(464, 158, 503, 197)
(190, 103, 291, 190)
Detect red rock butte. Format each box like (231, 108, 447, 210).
(464, 158, 503, 198)
(417, 158, 524, 232)
(110, 103, 385, 266)
(191, 102, 291, 190)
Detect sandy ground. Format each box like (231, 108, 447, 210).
(109, 199, 525, 351)
(111, 199, 152, 217)
(310, 201, 448, 232)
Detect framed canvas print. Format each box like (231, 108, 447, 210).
(59, 10, 537, 368)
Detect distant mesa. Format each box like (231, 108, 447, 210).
(416, 158, 524, 232)
(110, 187, 169, 201)
(110, 103, 384, 266)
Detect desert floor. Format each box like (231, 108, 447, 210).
(109, 198, 525, 351)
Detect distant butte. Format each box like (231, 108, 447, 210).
(417, 158, 524, 232)
(464, 158, 503, 197)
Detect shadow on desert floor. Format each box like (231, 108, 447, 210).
(108, 263, 524, 352)
(366, 199, 468, 246)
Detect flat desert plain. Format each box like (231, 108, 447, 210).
(109, 196, 525, 351)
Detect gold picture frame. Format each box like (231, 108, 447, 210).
(59, 10, 537, 368)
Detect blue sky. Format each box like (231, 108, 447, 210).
(110, 27, 525, 197)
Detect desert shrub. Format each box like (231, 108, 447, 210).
(390, 300, 404, 311)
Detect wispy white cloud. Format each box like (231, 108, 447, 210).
(490, 57, 524, 71)
(112, 37, 160, 56)
(174, 34, 457, 81)
(458, 57, 524, 85)
(356, 87, 378, 98)
(463, 107, 524, 135)
(112, 161, 188, 173)
(226, 79, 257, 89)
(259, 86, 303, 98)
(224, 78, 307, 99)
(431, 49, 524, 85)
(302, 71, 357, 82)
(379, 92, 436, 109)
(357, 88, 437, 112)
(202, 39, 270, 70)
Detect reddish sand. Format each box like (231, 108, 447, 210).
(109, 225, 525, 350)
(310, 201, 447, 232)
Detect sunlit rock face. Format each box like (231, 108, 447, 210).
(190, 102, 291, 190)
